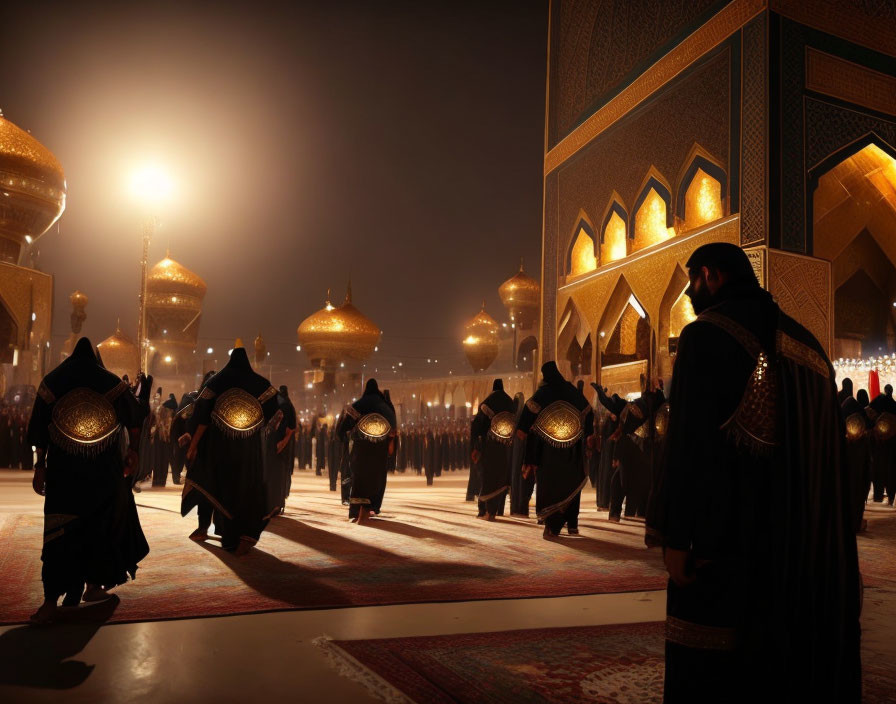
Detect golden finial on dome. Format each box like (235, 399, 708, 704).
(234, 338, 244, 348)
(0, 115, 67, 263)
(462, 303, 500, 372)
(499, 257, 540, 329)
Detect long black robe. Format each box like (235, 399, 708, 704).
(518, 365, 594, 535)
(647, 282, 861, 703)
(471, 386, 515, 517)
(169, 392, 194, 484)
(337, 386, 396, 518)
(188, 349, 279, 550)
(842, 397, 871, 532)
(27, 338, 148, 600)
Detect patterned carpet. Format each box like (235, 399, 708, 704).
(858, 504, 896, 588)
(0, 475, 666, 624)
(318, 622, 896, 704)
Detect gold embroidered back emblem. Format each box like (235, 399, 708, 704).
(875, 412, 896, 441)
(654, 402, 670, 438)
(50, 388, 121, 455)
(488, 411, 515, 444)
(845, 413, 866, 442)
(533, 401, 583, 448)
(356, 412, 392, 442)
(212, 388, 264, 437)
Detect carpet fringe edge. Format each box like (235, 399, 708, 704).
(312, 635, 417, 704)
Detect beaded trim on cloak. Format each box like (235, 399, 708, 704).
(48, 382, 128, 456)
(697, 312, 778, 457)
(532, 400, 586, 448)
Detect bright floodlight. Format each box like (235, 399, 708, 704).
(130, 164, 174, 206)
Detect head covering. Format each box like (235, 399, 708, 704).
(685, 242, 757, 286)
(857, 389, 870, 407)
(227, 347, 251, 371)
(541, 361, 565, 385)
(492, 379, 504, 391)
(364, 378, 380, 395)
(279, 385, 289, 395)
(71, 336, 97, 362)
(841, 378, 853, 394)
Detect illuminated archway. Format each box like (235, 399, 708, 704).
(596, 275, 650, 396)
(557, 298, 591, 380)
(657, 265, 694, 381)
(676, 150, 727, 232)
(566, 217, 598, 277)
(632, 175, 674, 252)
(600, 198, 628, 264)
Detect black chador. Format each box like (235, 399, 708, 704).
(509, 392, 533, 516)
(470, 379, 515, 519)
(27, 337, 148, 623)
(169, 391, 194, 485)
(647, 243, 860, 702)
(518, 362, 594, 537)
(264, 386, 297, 516)
(867, 387, 896, 504)
(593, 385, 626, 511)
(336, 379, 396, 523)
(186, 347, 279, 554)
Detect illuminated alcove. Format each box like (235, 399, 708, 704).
(632, 177, 675, 252)
(600, 200, 628, 264)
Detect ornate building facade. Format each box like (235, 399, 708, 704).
(540, 0, 896, 396)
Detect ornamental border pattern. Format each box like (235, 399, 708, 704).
(543, 0, 765, 176)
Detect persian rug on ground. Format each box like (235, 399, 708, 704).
(315, 622, 896, 704)
(0, 476, 666, 624)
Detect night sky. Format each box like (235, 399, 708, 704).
(1, 0, 548, 378)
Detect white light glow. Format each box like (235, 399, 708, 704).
(207, 347, 213, 354)
(627, 294, 646, 319)
(129, 164, 174, 206)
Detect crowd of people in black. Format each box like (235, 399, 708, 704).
(0, 402, 35, 470)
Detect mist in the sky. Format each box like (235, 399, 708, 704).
(0, 0, 547, 377)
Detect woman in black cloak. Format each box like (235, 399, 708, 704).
(518, 362, 594, 537)
(336, 379, 396, 524)
(186, 347, 279, 555)
(178, 370, 214, 539)
(470, 379, 515, 519)
(27, 337, 149, 624)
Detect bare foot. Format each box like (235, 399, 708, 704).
(356, 507, 370, 525)
(189, 528, 209, 541)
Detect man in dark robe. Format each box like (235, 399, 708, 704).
(470, 379, 515, 520)
(608, 398, 652, 521)
(27, 337, 148, 624)
(151, 393, 176, 487)
(265, 386, 297, 515)
(842, 396, 872, 533)
(424, 426, 436, 485)
(509, 392, 534, 516)
(837, 377, 854, 405)
(593, 385, 626, 511)
(336, 379, 396, 524)
(169, 392, 194, 485)
(177, 370, 214, 540)
(315, 422, 328, 476)
(867, 384, 896, 503)
(186, 346, 279, 555)
(518, 362, 594, 538)
(646, 242, 860, 702)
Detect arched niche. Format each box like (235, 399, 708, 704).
(599, 198, 629, 264)
(657, 265, 693, 381)
(677, 152, 727, 232)
(632, 174, 675, 252)
(596, 276, 650, 396)
(517, 335, 538, 370)
(557, 297, 592, 380)
(565, 214, 598, 278)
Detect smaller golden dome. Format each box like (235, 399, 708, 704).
(147, 254, 207, 300)
(97, 324, 139, 380)
(462, 302, 500, 372)
(498, 259, 540, 328)
(70, 290, 88, 309)
(298, 284, 381, 367)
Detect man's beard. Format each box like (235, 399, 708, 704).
(686, 282, 715, 315)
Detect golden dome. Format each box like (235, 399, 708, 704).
(70, 290, 88, 309)
(498, 259, 540, 328)
(0, 116, 66, 262)
(462, 302, 500, 372)
(147, 254, 207, 301)
(97, 325, 139, 380)
(298, 284, 380, 368)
